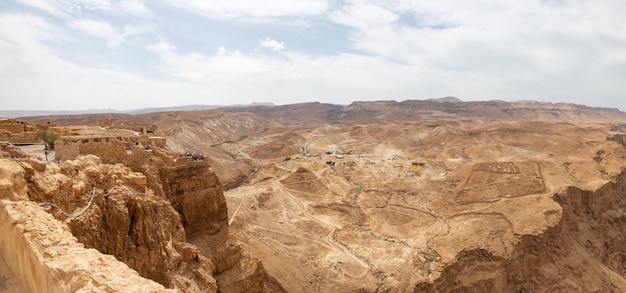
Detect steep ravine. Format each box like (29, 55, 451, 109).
(416, 170, 626, 292)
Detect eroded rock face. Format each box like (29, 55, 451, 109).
(57, 139, 229, 237)
(0, 198, 175, 293)
(16, 155, 215, 291)
(0, 160, 28, 200)
(554, 176, 626, 281)
(0, 153, 277, 292)
(68, 187, 218, 290)
(416, 170, 626, 292)
(162, 162, 227, 237)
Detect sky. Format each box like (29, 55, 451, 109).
(1, 0, 626, 111)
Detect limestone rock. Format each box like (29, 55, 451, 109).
(0, 159, 28, 200)
(0, 199, 174, 293)
(162, 162, 227, 236)
(2, 142, 276, 293)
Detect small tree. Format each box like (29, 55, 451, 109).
(34, 131, 59, 150)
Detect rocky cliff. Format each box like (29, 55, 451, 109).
(161, 162, 227, 237)
(416, 169, 626, 292)
(0, 149, 279, 292)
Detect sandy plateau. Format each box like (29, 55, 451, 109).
(216, 120, 626, 292)
(3, 99, 626, 292)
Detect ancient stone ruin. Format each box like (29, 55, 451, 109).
(0, 122, 282, 292)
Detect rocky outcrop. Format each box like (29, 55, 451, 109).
(68, 187, 217, 291)
(0, 159, 28, 201)
(609, 133, 626, 147)
(162, 162, 227, 237)
(17, 155, 215, 291)
(0, 151, 277, 292)
(0, 198, 174, 293)
(0, 142, 34, 159)
(54, 139, 229, 238)
(416, 170, 626, 292)
(554, 174, 626, 279)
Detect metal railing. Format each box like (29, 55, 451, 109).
(1, 138, 41, 145)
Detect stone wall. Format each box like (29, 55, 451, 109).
(0, 119, 26, 134)
(55, 136, 168, 162)
(0, 119, 48, 138)
(54, 139, 80, 160)
(0, 199, 175, 293)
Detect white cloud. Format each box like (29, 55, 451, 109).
(16, 0, 70, 18)
(167, 0, 329, 20)
(67, 18, 116, 39)
(329, 3, 398, 30)
(16, 0, 116, 19)
(107, 24, 155, 48)
(74, 0, 113, 11)
(322, 0, 626, 106)
(145, 40, 447, 105)
(0, 14, 66, 76)
(0, 15, 205, 111)
(119, 0, 153, 17)
(4, 0, 626, 111)
(259, 37, 285, 51)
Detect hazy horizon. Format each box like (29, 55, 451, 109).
(2, 1, 626, 111)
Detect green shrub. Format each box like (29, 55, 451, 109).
(34, 131, 59, 150)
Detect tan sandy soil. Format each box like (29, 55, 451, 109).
(219, 120, 626, 291)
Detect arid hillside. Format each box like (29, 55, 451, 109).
(215, 119, 626, 292)
(22, 98, 626, 190)
(5, 98, 626, 292)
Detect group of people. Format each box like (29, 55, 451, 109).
(180, 151, 204, 161)
(131, 141, 151, 150)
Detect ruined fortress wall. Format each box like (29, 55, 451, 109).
(55, 139, 174, 197)
(0, 119, 47, 134)
(0, 199, 174, 293)
(55, 139, 80, 160)
(79, 142, 135, 164)
(0, 200, 58, 293)
(150, 137, 167, 147)
(0, 120, 26, 133)
(154, 149, 174, 164)
(56, 139, 161, 166)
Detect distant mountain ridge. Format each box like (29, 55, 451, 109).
(14, 98, 626, 125)
(428, 96, 463, 103)
(219, 98, 626, 124)
(0, 109, 125, 119)
(0, 102, 276, 118)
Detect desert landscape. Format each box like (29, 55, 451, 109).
(2, 98, 626, 292)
